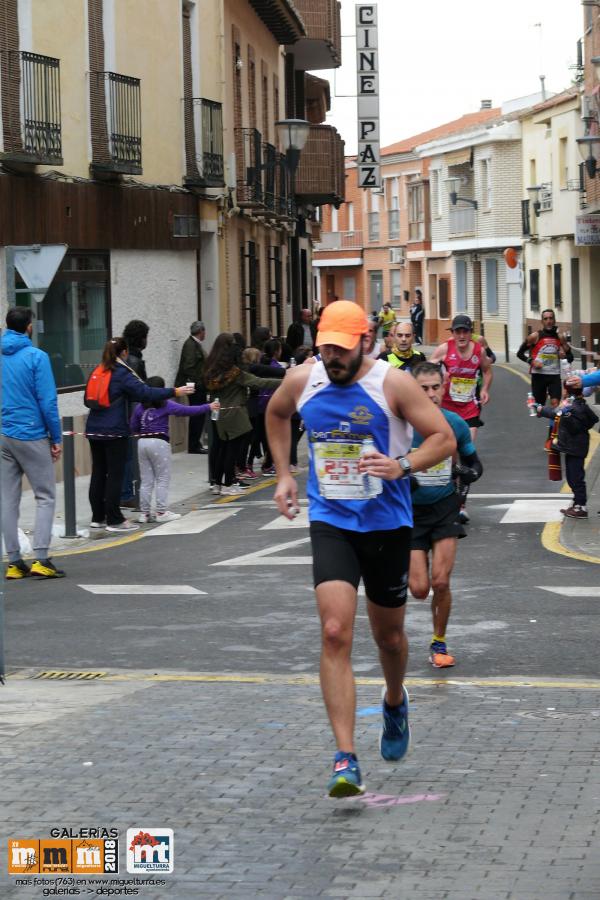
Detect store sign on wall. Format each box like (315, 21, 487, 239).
(356, 4, 380, 189)
(575, 214, 600, 245)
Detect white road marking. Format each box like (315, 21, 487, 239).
(500, 499, 569, 524)
(471, 493, 571, 499)
(260, 509, 309, 529)
(212, 537, 312, 566)
(148, 508, 238, 536)
(79, 585, 206, 595)
(538, 586, 600, 598)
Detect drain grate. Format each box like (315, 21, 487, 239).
(32, 670, 108, 681)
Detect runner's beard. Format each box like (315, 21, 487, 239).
(324, 347, 364, 384)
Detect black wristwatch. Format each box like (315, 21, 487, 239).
(395, 456, 412, 479)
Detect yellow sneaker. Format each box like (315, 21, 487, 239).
(30, 559, 66, 578)
(5, 560, 31, 579)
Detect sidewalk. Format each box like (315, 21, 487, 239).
(4, 451, 222, 557)
(2, 671, 600, 898)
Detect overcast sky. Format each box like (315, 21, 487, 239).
(321, 0, 583, 154)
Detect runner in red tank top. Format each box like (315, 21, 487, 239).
(430, 314, 493, 523)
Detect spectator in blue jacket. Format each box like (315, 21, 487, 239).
(86, 337, 193, 532)
(1, 306, 64, 579)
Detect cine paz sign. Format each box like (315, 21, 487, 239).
(356, 3, 380, 189)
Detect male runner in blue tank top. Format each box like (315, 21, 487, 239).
(267, 301, 455, 798)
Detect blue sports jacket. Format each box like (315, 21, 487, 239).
(1, 329, 62, 444)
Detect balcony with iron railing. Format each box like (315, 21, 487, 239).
(0, 51, 62, 165)
(290, 0, 342, 69)
(449, 206, 476, 235)
(295, 124, 345, 206)
(91, 72, 142, 174)
(316, 230, 363, 250)
(235, 127, 263, 207)
(183, 98, 224, 188)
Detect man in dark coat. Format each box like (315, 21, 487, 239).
(410, 290, 425, 345)
(176, 321, 208, 453)
(286, 309, 316, 353)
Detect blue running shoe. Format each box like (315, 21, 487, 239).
(380, 685, 411, 762)
(327, 751, 365, 798)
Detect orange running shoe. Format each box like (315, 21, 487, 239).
(429, 640, 455, 668)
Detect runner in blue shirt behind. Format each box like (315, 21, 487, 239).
(409, 362, 483, 669)
(266, 302, 455, 798)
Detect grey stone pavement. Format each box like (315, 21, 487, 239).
(2, 674, 600, 899)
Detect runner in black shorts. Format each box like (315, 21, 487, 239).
(311, 521, 411, 608)
(410, 363, 483, 668)
(266, 302, 455, 798)
(517, 309, 572, 408)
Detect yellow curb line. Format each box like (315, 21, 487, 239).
(497, 363, 530, 385)
(11, 670, 600, 690)
(214, 477, 277, 504)
(498, 364, 600, 565)
(40, 531, 146, 559)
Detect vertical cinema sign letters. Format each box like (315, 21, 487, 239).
(356, 3, 380, 189)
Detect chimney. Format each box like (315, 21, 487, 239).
(480, 99, 492, 110)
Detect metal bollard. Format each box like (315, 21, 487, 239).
(62, 416, 78, 538)
(581, 335, 587, 371)
(504, 323, 509, 363)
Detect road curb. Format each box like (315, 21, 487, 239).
(551, 430, 600, 565)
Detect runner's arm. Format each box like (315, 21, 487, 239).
(429, 342, 447, 364)
(266, 369, 308, 519)
(479, 352, 493, 405)
(516, 332, 535, 364)
(387, 370, 456, 476)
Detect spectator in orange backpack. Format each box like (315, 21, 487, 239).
(85, 337, 193, 533)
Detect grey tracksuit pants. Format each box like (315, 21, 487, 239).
(138, 438, 172, 514)
(1, 435, 56, 561)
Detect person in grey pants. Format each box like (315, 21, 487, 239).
(1, 306, 65, 579)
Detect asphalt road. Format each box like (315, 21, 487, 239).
(5, 365, 600, 679)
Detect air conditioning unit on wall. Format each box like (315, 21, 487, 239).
(389, 247, 406, 265)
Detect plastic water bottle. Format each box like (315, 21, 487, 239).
(527, 392, 537, 416)
(289, 357, 297, 368)
(211, 397, 220, 421)
(360, 438, 381, 497)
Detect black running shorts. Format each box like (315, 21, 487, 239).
(411, 491, 466, 552)
(465, 415, 484, 428)
(310, 520, 410, 608)
(531, 373, 562, 405)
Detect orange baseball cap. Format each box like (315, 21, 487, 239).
(316, 301, 369, 350)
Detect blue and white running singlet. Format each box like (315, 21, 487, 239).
(298, 359, 413, 532)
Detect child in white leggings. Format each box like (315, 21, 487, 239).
(130, 376, 218, 523)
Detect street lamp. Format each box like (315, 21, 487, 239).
(275, 118, 310, 321)
(446, 175, 478, 209)
(577, 136, 600, 178)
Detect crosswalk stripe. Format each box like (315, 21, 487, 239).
(538, 586, 600, 597)
(147, 508, 238, 536)
(211, 536, 311, 566)
(260, 509, 309, 529)
(79, 585, 206, 595)
(500, 499, 569, 524)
